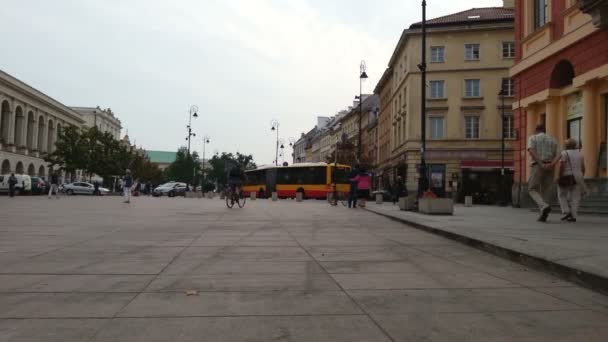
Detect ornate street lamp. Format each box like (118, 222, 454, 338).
(358, 60, 369, 161)
(186, 105, 198, 155)
(271, 120, 280, 166)
(417, 0, 429, 199)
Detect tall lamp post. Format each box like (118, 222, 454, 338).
(279, 139, 286, 165)
(358, 60, 369, 161)
(499, 88, 507, 206)
(288, 137, 297, 164)
(271, 120, 280, 166)
(202, 135, 210, 187)
(417, 0, 428, 198)
(186, 105, 198, 155)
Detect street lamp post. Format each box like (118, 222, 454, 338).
(358, 60, 369, 161)
(417, 0, 428, 198)
(202, 135, 210, 187)
(186, 105, 199, 156)
(288, 137, 296, 164)
(271, 120, 280, 166)
(279, 139, 286, 165)
(499, 88, 507, 206)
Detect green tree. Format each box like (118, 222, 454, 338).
(207, 152, 256, 189)
(45, 126, 88, 177)
(164, 147, 201, 185)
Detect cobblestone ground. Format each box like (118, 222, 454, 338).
(0, 196, 607, 341)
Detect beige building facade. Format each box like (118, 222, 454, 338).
(376, 6, 516, 202)
(72, 106, 122, 139)
(0, 70, 85, 178)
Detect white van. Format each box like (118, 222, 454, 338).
(0, 174, 32, 195)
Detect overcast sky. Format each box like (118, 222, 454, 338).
(1, 0, 502, 165)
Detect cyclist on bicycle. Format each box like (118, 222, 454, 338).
(226, 162, 245, 194)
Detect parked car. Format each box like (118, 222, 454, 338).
(62, 182, 110, 196)
(31, 177, 49, 195)
(0, 174, 32, 195)
(153, 182, 187, 197)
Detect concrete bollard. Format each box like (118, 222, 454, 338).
(465, 196, 473, 207)
(250, 192, 257, 200)
(272, 192, 278, 201)
(220, 192, 226, 200)
(296, 192, 303, 202)
(358, 198, 366, 208)
(376, 194, 383, 204)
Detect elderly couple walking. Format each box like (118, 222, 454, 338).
(528, 124, 587, 223)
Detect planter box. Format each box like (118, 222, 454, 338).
(271, 192, 278, 201)
(398, 196, 416, 211)
(250, 192, 257, 200)
(296, 192, 303, 202)
(419, 198, 454, 215)
(464, 196, 473, 207)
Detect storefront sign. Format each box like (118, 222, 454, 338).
(567, 92, 583, 120)
(425, 151, 487, 160)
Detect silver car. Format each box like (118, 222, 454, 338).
(153, 182, 188, 197)
(62, 182, 110, 196)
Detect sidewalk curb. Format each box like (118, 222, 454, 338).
(365, 207, 608, 296)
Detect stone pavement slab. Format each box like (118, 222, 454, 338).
(0, 197, 607, 341)
(366, 203, 608, 293)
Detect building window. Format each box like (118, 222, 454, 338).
(430, 116, 444, 139)
(503, 114, 515, 139)
(431, 46, 445, 63)
(501, 78, 514, 97)
(430, 80, 445, 99)
(465, 79, 481, 97)
(465, 116, 480, 139)
(465, 44, 480, 61)
(502, 42, 515, 58)
(534, 0, 549, 30)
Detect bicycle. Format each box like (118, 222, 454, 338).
(226, 185, 246, 209)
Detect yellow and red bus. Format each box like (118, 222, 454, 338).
(242, 163, 352, 199)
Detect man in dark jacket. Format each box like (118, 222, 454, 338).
(8, 173, 18, 198)
(49, 172, 60, 199)
(123, 169, 133, 203)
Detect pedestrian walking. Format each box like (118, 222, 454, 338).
(556, 138, 587, 223)
(48, 172, 60, 199)
(123, 169, 133, 203)
(93, 181, 100, 196)
(351, 168, 371, 208)
(527, 124, 560, 222)
(8, 173, 18, 198)
(347, 166, 359, 209)
(392, 176, 407, 205)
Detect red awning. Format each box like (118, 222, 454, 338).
(461, 160, 514, 169)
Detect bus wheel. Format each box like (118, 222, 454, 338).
(296, 188, 305, 199)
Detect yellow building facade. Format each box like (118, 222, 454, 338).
(376, 7, 516, 203)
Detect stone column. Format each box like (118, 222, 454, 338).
(582, 83, 599, 178)
(31, 113, 39, 156)
(7, 105, 15, 148)
(545, 97, 560, 140)
(20, 108, 28, 151)
(41, 115, 48, 153)
(525, 106, 538, 179)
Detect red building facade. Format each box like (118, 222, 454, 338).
(511, 0, 608, 205)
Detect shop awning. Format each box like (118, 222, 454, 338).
(461, 160, 514, 170)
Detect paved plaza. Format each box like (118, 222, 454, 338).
(0, 196, 607, 341)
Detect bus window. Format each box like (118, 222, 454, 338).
(332, 167, 351, 184)
(245, 170, 266, 185)
(277, 167, 326, 184)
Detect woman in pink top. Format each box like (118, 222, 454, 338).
(351, 169, 372, 201)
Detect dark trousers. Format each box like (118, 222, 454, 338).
(348, 190, 357, 208)
(9, 186, 15, 197)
